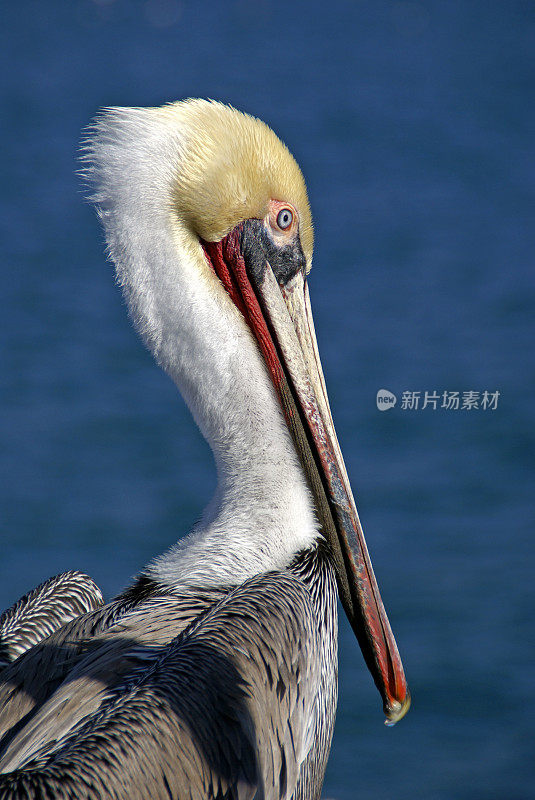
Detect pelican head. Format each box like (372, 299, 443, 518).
(84, 99, 409, 724)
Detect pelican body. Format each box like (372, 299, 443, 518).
(0, 100, 409, 799)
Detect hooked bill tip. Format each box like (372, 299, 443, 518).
(384, 691, 411, 727)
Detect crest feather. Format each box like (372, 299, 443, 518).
(169, 99, 314, 266)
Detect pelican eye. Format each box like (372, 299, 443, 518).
(276, 208, 293, 230)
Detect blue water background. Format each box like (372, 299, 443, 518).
(1, 2, 534, 797)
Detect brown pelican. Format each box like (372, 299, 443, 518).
(0, 100, 410, 799)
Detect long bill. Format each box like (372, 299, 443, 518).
(202, 225, 410, 725)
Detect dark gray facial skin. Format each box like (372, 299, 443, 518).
(240, 218, 306, 287)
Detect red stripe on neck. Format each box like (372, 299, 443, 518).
(202, 229, 285, 393)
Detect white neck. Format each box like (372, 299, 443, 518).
(86, 105, 319, 589)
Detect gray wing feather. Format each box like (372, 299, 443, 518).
(0, 594, 221, 771)
(0, 601, 115, 757)
(0, 587, 223, 764)
(0, 571, 103, 668)
(0, 571, 319, 800)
